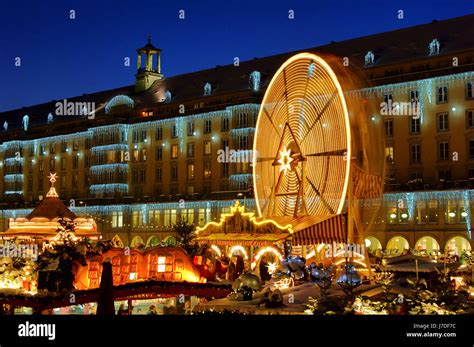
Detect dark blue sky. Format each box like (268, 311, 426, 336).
(0, 0, 472, 112)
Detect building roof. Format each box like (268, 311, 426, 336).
(1, 14, 473, 134)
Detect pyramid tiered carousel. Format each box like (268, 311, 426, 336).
(0, 173, 100, 243)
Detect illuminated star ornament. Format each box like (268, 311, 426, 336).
(46, 172, 59, 198)
(277, 146, 293, 174)
(48, 172, 58, 184)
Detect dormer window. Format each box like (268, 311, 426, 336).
(429, 39, 440, 56)
(204, 83, 212, 96)
(249, 71, 261, 92)
(364, 51, 375, 66)
(164, 90, 172, 103)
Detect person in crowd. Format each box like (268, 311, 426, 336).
(147, 305, 158, 315)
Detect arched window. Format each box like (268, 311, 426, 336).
(415, 236, 440, 255)
(386, 236, 409, 255)
(163, 236, 177, 246)
(146, 236, 161, 247)
(445, 236, 471, 256)
(130, 235, 145, 248)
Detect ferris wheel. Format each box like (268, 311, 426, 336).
(253, 53, 352, 218)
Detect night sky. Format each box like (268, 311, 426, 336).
(0, 0, 472, 112)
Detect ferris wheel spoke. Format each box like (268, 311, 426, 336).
(262, 107, 282, 138)
(306, 176, 335, 214)
(306, 149, 347, 157)
(300, 89, 338, 145)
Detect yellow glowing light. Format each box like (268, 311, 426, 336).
(277, 146, 293, 175)
(273, 277, 294, 289)
(196, 200, 294, 234)
(267, 262, 277, 274)
(228, 245, 249, 260)
(210, 245, 222, 257)
(251, 246, 283, 269)
(253, 52, 351, 217)
(334, 259, 367, 268)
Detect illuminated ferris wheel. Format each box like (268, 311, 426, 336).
(253, 53, 352, 218)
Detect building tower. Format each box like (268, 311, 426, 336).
(135, 35, 163, 92)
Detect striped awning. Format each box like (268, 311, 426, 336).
(290, 213, 347, 245)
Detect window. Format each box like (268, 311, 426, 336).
(238, 135, 249, 149)
(73, 156, 78, 169)
(383, 93, 393, 103)
(187, 163, 194, 180)
(85, 155, 91, 168)
(410, 117, 420, 134)
(409, 171, 423, 182)
(171, 165, 178, 181)
(28, 146, 34, 156)
(410, 90, 419, 103)
(163, 209, 177, 227)
(140, 168, 146, 183)
(438, 142, 449, 161)
(72, 174, 78, 189)
(111, 212, 123, 228)
(156, 147, 163, 161)
(187, 143, 194, 158)
(384, 120, 393, 137)
(50, 143, 56, 154)
(204, 119, 212, 133)
(171, 144, 178, 159)
(39, 160, 44, 172)
(222, 162, 229, 177)
(437, 86, 448, 103)
(467, 82, 473, 99)
(40, 144, 46, 156)
(187, 122, 195, 136)
(85, 138, 91, 150)
(467, 110, 474, 128)
(61, 158, 67, 170)
(171, 125, 178, 138)
(132, 210, 144, 227)
(148, 210, 160, 227)
(221, 117, 229, 131)
(61, 142, 67, 153)
(140, 148, 147, 161)
(238, 113, 248, 127)
(469, 140, 474, 159)
(385, 147, 394, 164)
(156, 127, 163, 140)
(132, 149, 139, 162)
(132, 169, 139, 184)
(221, 139, 229, 150)
(411, 144, 421, 163)
(73, 139, 79, 151)
(438, 169, 451, 181)
(156, 167, 162, 182)
(204, 162, 212, 179)
(181, 208, 195, 224)
(437, 113, 449, 131)
(187, 184, 194, 195)
(204, 141, 212, 155)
